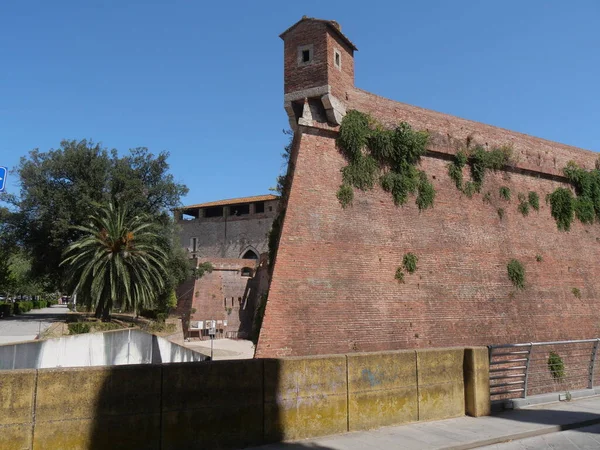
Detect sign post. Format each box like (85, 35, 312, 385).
(0, 166, 7, 193)
(208, 326, 216, 360)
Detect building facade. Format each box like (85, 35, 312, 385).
(174, 195, 278, 338)
(175, 194, 279, 260)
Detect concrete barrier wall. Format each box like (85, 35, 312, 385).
(0, 329, 205, 370)
(0, 347, 489, 450)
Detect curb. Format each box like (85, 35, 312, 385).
(441, 417, 600, 450)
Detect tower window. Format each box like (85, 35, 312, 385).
(334, 49, 342, 69)
(297, 44, 314, 66)
(254, 201, 265, 214)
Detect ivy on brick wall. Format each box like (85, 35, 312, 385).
(547, 161, 600, 231)
(507, 259, 525, 290)
(337, 110, 434, 210)
(448, 145, 512, 195)
(394, 253, 418, 283)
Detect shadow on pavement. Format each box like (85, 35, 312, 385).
(1, 306, 69, 322)
(495, 405, 600, 433)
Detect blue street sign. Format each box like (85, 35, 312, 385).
(0, 167, 6, 193)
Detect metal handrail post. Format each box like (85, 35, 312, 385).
(589, 339, 600, 389)
(522, 343, 533, 398)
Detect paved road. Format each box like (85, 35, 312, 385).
(480, 423, 600, 449)
(0, 305, 69, 344)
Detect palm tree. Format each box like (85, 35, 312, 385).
(61, 202, 169, 320)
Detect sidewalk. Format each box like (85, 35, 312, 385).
(247, 395, 600, 450)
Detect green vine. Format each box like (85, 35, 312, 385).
(403, 253, 418, 273)
(528, 191, 540, 211)
(337, 111, 434, 210)
(337, 184, 354, 208)
(448, 145, 512, 195)
(547, 161, 600, 230)
(507, 259, 525, 290)
(547, 188, 574, 231)
(463, 181, 477, 198)
(395, 268, 405, 283)
(517, 193, 529, 216)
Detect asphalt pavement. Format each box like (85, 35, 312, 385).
(0, 304, 69, 344)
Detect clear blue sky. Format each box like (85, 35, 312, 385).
(1, 0, 598, 205)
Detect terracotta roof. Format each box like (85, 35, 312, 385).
(280, 17, 358, 51)
(180, 194, 279, 210)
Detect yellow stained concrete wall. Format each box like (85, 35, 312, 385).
(161, 359, 264, 450)
(0, 346, 489, 449)
(417, 348, 466, 421)
(347, 350, 418, 431)
(0, 370, 35, 450)
(464, 347, 491, 417)
(34, 365, 162, 450)
(264, 355, 348, 441)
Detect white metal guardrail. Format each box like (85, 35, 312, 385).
(489, 339, 600, 401)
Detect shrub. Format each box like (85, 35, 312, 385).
(394, 267, 405, 283)
(448, 162, 464, 190)
(416, 173, 435, 211)
(518, 201, 530, 216)
(193, 262, 214, 279)
(572, 287, 582, 299)
(574, 197, 595, 224)
(536, 254, 543, 262)
(68, 322, 91, 335)
(403, 253, 418, 274)
(139, 309, 158, 320)
(497, 208, 505, 219)
(93, 322, 121, 331)
(156, 313, 168, 323)
(548, 351, 565, 380)
(336, 184, 354, 208)
(449, 144, 511, 194)
(463, 181, 478, 198)
(528, 191, 540, 211)
(507, 259, 525, 290)
(14, 301, 33, 314)
(499, 186, 511, 201)
(0, 303, 12, 318)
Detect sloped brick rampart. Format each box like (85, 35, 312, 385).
(256, 98, 600, 357)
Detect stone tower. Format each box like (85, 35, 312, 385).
(280, 17, 357, 130)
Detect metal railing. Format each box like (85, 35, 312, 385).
(489, 339, 600, 401)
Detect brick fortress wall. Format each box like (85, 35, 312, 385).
(256, 18, 600, 357)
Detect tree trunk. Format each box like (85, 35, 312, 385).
(102, 297, 113, 322)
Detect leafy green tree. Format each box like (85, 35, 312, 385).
(2, 140, 188, 291)
(61, 203, 170, 319)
